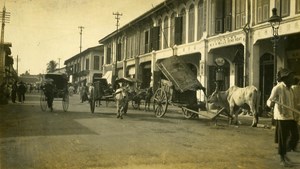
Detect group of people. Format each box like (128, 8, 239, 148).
(11, 80, 27, 103)
(267, 68, 300, 167)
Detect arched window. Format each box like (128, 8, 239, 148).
(163, 16, 169, 49)
(188, 4, 195, 42)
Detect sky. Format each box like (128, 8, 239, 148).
(3, 0, 164, 75)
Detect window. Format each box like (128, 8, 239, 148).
(157, 19, 162, 50)
(297, 0, 300, 13)
(235, 0, 245, 29)
(170, 13, 176, 47)
(163, 16, 169, 49)
(181, 9, 186, 44)
(150, 26, 160, 51)
(107, 45, 111, 64)
(144, 30, 150, 53)
(116, 42, 122, 61)
(85, 58, 89, 70)
(275, 0, 290, 17)
(197, 0, 204, 40)
(94, 55, 100, 70)
(257, 0, 269, 23)
(175, 16, 183, 45)
(188, 4, 195, 43)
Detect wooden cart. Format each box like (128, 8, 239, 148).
(153, 56, 231, 122)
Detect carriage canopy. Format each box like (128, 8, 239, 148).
(156, 55, 203, 92)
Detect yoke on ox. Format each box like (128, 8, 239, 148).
(208, 85, 259, 127)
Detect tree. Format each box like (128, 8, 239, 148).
(46, 60, 58, 73)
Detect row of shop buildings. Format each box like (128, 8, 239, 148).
(64, 0, 300, 109)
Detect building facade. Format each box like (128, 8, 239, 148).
(98, 0, 300, 109)
(64, 45, 104, 86)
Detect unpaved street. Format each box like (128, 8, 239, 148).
(1, 93, 300, 169)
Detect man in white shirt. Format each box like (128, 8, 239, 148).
(267, 68, 299, 167)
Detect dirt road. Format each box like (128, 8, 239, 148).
(0, 93, 299, 169)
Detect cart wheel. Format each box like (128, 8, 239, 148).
(131, 99, 140, 109)
(90, 88, 95, 113)
(153, 88, 168, 118)
(40, 92, 47, 111)
(182, 107, 193, 119)
(62, 93, 69, 112)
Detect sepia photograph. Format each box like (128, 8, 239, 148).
(1, 0, 300, 168)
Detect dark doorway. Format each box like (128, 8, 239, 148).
(260, 53, 274, 113)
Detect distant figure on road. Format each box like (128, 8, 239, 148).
(11, 81, 18, 103)
(42, 78, 55, 112)
(17, 81, 26, 103)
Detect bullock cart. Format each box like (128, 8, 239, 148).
(89, 77, 114, 113)
(40, 73, 69, 112)
(153, 56, 231, 122)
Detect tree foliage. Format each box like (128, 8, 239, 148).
(46, 60, 58, 73)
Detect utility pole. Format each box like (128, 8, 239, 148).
(112, 12, 122, 86)
(0, 6, 10, 82)
(78, 26, 84, 53)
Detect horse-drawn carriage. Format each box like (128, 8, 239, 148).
(153, 56, 231, 122)
(40, 73, 69, 112)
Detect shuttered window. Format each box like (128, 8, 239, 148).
(181, 9, 186, 44)
(144, 31, 150, 53)
(275, 0, 290, 17)
(85, 58, 89, 70)
(106, 45, 111, 64)
(197, 0, 204, 40)
(188, 4, 195, 43)
(163, 17, 169, 49)
(150, 26, 160, 51)
(94, 55, 100, 70)
(297, 0, 300, 13)
(170, 13, 176, 47)
(224, 0, 232, 31)
(175, 16, 183, 45)
(235, 0, 245, 29)
(257, 0, 269, 24)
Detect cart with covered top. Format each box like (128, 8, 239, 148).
(89, 76, 114, 113)
(153, 56, 230, 121)
(40, 73, 69, 112)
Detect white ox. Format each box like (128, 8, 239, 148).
(208, 85, 259, 127)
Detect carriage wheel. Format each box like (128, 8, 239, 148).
(132, 99, 140, 109)
(62, 93, 69, 112)
(90, 88, 96, 113)
(40, 92, 47, 111)
(182, 107, 198, 119)
(182, 107, 193, 119)
(153, 88, 168, 118)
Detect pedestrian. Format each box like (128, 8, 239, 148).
(42, 78, 55, 111)
(11, 81, 18, 103)
(79, 84, 88, 103)
(267, 68, 299, 167)
(18, 81, 26, 103)
(114, 83, 126, 119)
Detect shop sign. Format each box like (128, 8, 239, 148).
(209, 34, 244, 50)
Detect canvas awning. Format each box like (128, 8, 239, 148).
(102, 71, 112, 84)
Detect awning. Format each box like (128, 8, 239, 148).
(103, 71, 112, 84)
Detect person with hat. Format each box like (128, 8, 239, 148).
(267, 68, 299, 167)
(42, 78, 55, 112)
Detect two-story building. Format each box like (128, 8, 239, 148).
(98, 0, 300, 109)
(64, 45, 105, 87)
